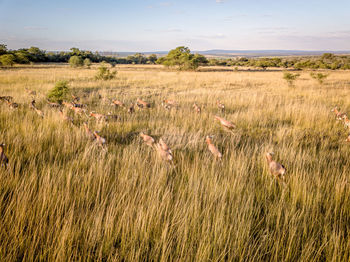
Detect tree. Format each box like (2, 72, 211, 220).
(283, 72, 300, 86)
(95, 63, 116, 80)
(47, 81, 70, 103)
(310, 72, 329, 84)
(84, 58, 92, 68)
(28, 47, 46, 62)
(0, 54, 16, 66)
(160, 46, 207, 70)
(148, 54, 158, 64)
(0, 44, 7, 55)
(15, 50, 30, 64)
(69, 56, 84, 67)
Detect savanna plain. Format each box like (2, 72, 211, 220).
(0, 64, 350, 261)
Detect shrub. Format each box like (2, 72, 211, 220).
(84, 58, 92, 68)
(69, 55, 83, 67)
(283, 72, 300, 86)
(47, 81, 70, 103)
(0, 54, 16, 67)
(95, 63, 116, 80)
(310, 72, 329, 84)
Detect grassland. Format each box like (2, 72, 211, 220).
(1, 64, 350, 261)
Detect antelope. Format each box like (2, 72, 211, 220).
(72, 94, 80, 102)
(159, 138, 172, 154)
(59, 109, 73, 123)
(163, 99, 177, 106)
(0, 96, 13, 102)
(331, 107, 346, 120)
(140, 132, 155, 147)
(47, 100, 61, 108)
(89, 112, 106, 121)
(93, 131, 106, 147)
(106, 112, 119, 121)
(265, 152, 286, 181)
(29, 100, 36, 110)
(342, 115, 350, 129)
(136, 98, 150, 108)
(29, 100, 44, 117)
(214, 115, 236, 130)
(128, 103, 135, 114)
(217, 100, 225, 112)
(0, 143, 9, 168)
(71, 106, 85, 115)
(111, 99, 125, 108)
(62, 101, 73, 108)
(346, 134, 350, 143)
(206, 136, 222, 159)
(193, 103, 201, 113)
(25, 88, 36, 96)
(155, 142, 173, 162)
(83, 122, 95, 140)
(7, 101, 18, 109)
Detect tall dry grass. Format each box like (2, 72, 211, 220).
(0, 64, 350, 261)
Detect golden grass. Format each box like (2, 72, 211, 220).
(1, 64, 350, 261)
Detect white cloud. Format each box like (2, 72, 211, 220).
(216, 0, 225, 3)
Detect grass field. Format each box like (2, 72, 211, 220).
(1, 64, 350, 261)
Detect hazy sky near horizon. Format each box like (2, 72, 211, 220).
(0, 0, 349, 51)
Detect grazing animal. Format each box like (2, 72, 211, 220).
(136, 98, 150, 108)
(7, 101, 18, 109)
(331, 107, 346, 120)
(34, 107, 44, 118)
(0, 143, 9, 168)
(214, 115, 236, 130)
(112, 99, 125, 108)
(93, 131, 106, 147)
(155, 142, 173, 162)
(89, 112, 106, 121)
(342, 115, 350, 129)
(25, 88, 36, 96)
(193, 103, 201, 113)
(72, 94, 80, 102)
(106, 112, 119, 121)
(128, 103, 135, 114)
(62, 101, 73, 108)
(158, 138, 172, 154)
(47, 101, 61, 108)
(265, 152, 286, 181)
(71, 106, 85, 115)
(59, 110, 73, 123)
(140, 132, 155, 147)
(206, 136, 222, 159)
(29, 100, 36, 110)
(0, 96, 13, 102)
(217, 100, 225, 112)
(83, 122, 95, 140)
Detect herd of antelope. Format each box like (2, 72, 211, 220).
(1, 92, 288, 183)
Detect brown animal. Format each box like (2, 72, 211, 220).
(83, 122, 95, 140)
(193, 103, 201, 113)
(59, 110, 73, 123)
(214, 115, 236, 130)
(140, 132, 155, 147)
(7, 101, 18, 109)
(128, 103, 135, 114)
(89, 112, 106, 121)
(93, 131, 106, 147)
(342, 115, 350, 129)
(346, 134, 350, 143)
(112, 99, 125, 107)
(136, 98, 150, 108)
(72, 94, 80, 102)
(331, 107, 346, 120)
(217, 100, 225, 112)
(155, 142, 173, 162)
(206, 136, 222, 159)
(47, 101, 61, 108)
(0, 96, 13, 102)
(265, 152, 286, 181)
(25, 88, 36, 96)
(0, 143, 9, 168)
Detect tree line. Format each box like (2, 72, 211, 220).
(1, 43, 349, 70)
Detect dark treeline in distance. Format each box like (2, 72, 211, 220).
(1, 44, 350, 70)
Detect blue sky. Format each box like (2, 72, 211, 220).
(0, 0, 349, 51)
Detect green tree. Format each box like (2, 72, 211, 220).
(160, 46, 207, 70)
(95, 63, 116, 80)
(15, 50, 30, 64)
(310, 72, 329, 84)
(283, 72, 300, 86)
(0, 44, 7, 55)
(148, 54, 158, 64)
(84, 58, 92, 68)
(0, 54, 16, 66)
(69, 56, 84, 67)
(28, 47, 46, 62)
(47, 81, 70, 103)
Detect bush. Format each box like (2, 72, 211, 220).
(84, 58, 92, 68)
(283, 72, 300, 86)
(95, 63, 116, 80)
(0, 54, 16, 67)
(47, 81, 70, 103)
(310, 72, 329, 84)
(69, 56, 83, 67)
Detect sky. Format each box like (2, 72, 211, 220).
(0, 0, 349, 52)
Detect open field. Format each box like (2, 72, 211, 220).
(1, 64, 350, 261)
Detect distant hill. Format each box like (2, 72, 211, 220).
(100, 50, 350, 58)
